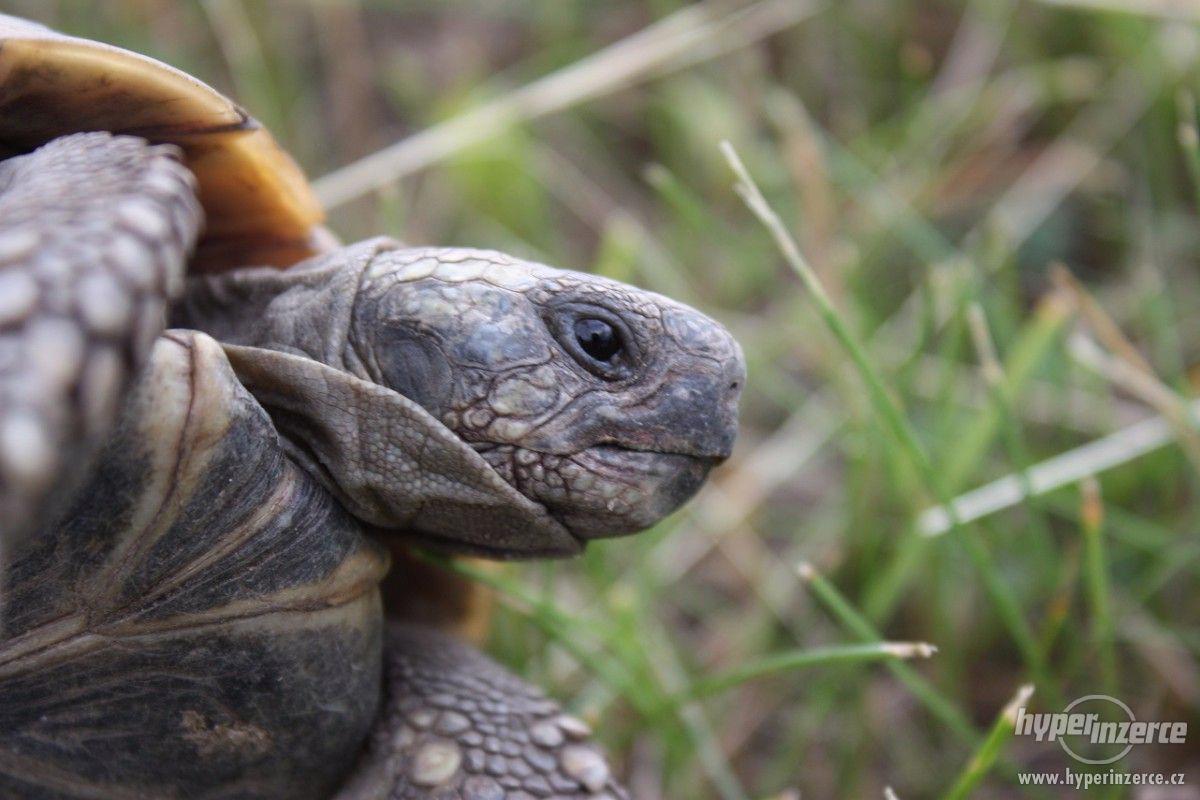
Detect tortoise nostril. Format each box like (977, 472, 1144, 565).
(729, 381, 739, 391)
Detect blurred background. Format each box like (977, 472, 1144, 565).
(9, 0, 1200, 797)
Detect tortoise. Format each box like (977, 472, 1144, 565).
(0, 13, 745, 800)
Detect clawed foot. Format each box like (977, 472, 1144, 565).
(336, 625, 630, 800)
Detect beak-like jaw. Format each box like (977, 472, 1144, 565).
(555, 447, 721, 541)
(480, 344, 746, 544)
(581, 346, 745, 538)
(595, 350, 744, 461)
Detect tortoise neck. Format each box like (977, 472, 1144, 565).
(175, 237, 398, 373)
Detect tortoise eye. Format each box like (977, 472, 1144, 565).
(548, 304, 636, 380)
(573, 317, 622, 362)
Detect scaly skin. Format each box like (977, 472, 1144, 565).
(0, 133, 201, 544)
(336, 626, 630, 800)
(0, 131, 744, 799)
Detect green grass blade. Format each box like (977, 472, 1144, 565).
(797, 563, 979, 743)
(1080, 478, 1118, 694)
(941, 684, 1035, 800)
(684, 641, 938, 700)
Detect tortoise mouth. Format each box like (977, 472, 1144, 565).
(475, 442, 721, 544)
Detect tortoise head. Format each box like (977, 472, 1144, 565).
(352, 248, 744, 540)
(183, 241, 744, 556)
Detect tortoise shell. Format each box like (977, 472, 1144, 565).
(0, 13, 328, 271)
(0, 330, 386, 798)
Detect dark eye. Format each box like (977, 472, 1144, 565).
(573, 317, 622, 362)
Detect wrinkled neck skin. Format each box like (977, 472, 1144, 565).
(178, 239, 744, 556)
(179, 237, 386, 372)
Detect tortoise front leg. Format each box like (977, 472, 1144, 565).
(336, 625, 629, 800)
(0, 132, 201, 543)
